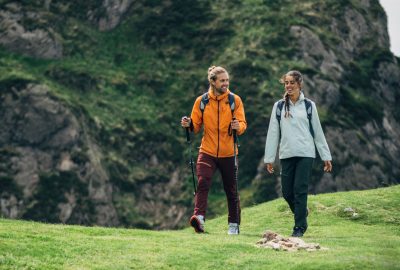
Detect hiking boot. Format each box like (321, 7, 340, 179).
(291, 226, 306, 237)
(227, 223, 239, 235)
(190, 215, 204, 233)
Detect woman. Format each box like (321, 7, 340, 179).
(264, 70, 332, 237)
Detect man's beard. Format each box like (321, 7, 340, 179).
(216, 87, 227, 95)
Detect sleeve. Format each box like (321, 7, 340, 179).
(311, 102, 332, 161)
(264, 102, 280, 164)
(233, 95, 247, 135)
(190, 97, 203, 134)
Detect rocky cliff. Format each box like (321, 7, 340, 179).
(0, 0, 399, 229)
(0, 82, 118, 225)
(249, 0, 400, 201)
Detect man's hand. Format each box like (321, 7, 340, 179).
(181, 116, 191, 128)
(231, 119, 240, 130)
(324, 160, 332, 172)
(265, 163, 274, 174)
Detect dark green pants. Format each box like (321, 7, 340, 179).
(280, 157, 314, 229)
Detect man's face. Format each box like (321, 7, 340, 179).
(284, 75, 300, 96)
(212, 72, 229, 94)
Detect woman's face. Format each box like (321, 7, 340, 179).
(284, 75, 301, 97)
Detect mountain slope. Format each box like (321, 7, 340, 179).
(0, 185, 399, 269)
(0, 0, 399, 229)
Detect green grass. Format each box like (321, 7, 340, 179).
(1, 0, 397, 226)
(1, 185, 399, 269)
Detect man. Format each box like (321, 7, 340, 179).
(181, 66, 247, 234)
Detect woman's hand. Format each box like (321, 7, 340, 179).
(324, 160, 332, 172)
(265, 163, 274, 174)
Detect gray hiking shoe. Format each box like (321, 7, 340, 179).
(190, 215, 205, 233)
(227, 223, 239, 235)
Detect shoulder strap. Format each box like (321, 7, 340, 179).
(200, 92, 236, 116)
(275, 99, 315, 140)
(304, 98, 315, 138)
(227, 92, 237, 139)
(200, 93, 209, 115)
(276, 100, 285, 123)
(276, 100, 285, 141)
(304, 98, 312, 120)
(228, 92, 235, 115)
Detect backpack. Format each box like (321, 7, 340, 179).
(276, 98, 315, 138)
(200, 92, 235, 116)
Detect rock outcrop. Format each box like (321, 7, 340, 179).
(0, 4, 63, 59)
(254, 1, 400, 195)
(0, 83, 118, 226)
(89, 0, 134, 31)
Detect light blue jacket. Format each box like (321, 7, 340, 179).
(264, 92, 332, 163)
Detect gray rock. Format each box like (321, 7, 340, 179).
(0, 195, 21, 219)
(331, 8, 389, 62)
(256, 230, 327, 251)
(373, 61, 400, 103)
(315, 173, 336, 193)
(89, 0, 134, 31)
(58, 191, 76, 223)
(0, 10, 63, 59)
(304, 75, 340, 108)
(290, 25, 343, 80)
(0, 83, 118, 226)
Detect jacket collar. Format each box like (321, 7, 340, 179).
(289, 91, 305, 105)
(299, 91, 305, 101)
(208, 88, 231, 101)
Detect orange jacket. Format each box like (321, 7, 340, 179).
(190, 89, 247, 158)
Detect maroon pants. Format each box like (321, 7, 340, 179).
(193, 152, 241, 224)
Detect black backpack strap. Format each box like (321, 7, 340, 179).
(276, 100, 285, 124)
(200, 93, 209, 117)
(228, 92, 235, 115)
(276, 100, 285, 141)
(227, 92, 236, 137)
(201, 92, 235, 116)
(276, 100, 285, 140)
(304, 98, 314, 138)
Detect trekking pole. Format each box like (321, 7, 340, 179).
(232, 117, 240, 233)
(185, 127, 197, 196)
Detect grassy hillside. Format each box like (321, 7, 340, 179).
(1, 0, 399, 229)
(1, 185, 399, 269)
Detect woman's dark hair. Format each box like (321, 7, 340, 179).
(279, 70, 303, 118)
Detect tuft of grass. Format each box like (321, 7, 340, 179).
(1, 185, 399, 269)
